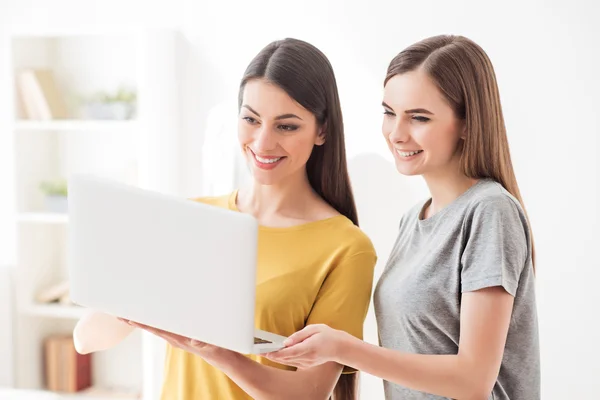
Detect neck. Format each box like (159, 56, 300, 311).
(239, 169, 317, 218)
(422, 165, 478, 218)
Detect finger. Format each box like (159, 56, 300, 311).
(268, 344, 309, 361)
(129, 323, 186, 342)
(128, 321, 151, 330)
(130, 323, 179, 342)
(284, 325, 321, 347)
(159, 333, 187, 349)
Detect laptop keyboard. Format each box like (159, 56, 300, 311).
(254, 337, 272, 344)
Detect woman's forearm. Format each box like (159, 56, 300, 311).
(202, 348, 338, 400)
(338, 337, 492, 400)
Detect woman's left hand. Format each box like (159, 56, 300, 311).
(120, 319, 220, 358)
(265, 324, 350, 369)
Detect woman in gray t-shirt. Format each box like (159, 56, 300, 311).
(267, 34, 540, 400)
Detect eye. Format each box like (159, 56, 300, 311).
(242, 116, 258, 124)
(278, 124, 299, 132)
(412, 115, 430, 122)
(383, 109, 395, 116)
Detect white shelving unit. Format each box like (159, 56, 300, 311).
(17, 213, 69, 224)
(13, 121, 138, 133)
(7, 28, 184, 400)
(22, 304, 86, 320)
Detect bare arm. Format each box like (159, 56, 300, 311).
(270, 286, 513, 400)
(204, 349, 342, 400)
(340, 287, 512, 399)
(131, 322, 342, 400)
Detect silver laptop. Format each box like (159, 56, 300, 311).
(67, 174, 286, 354)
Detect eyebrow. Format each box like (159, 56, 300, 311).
(275, 113, 302, 121)
(242, 105, 303, 121)
(405, 108, 434, 115)
(382, 102, 434, 115)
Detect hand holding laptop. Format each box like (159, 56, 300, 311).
(119, 318, 220, 357)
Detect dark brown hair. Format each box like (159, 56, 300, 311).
(385, 34, 535, 269)
(239, 38, 359, 228)
(239, 38, 359, 399)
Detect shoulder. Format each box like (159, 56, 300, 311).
(461, 180, 532, 256)
(464, 180, 528, 226)
(305, 216, 377, 269)
(327, 217, 377, 257)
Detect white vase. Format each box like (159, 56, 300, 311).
(83, 102, 135, 120)
(44, 195, 68, 213)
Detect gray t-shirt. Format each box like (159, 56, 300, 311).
(374, 179, 540, 400)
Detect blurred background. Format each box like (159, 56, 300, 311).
(0, 0, 598, 399)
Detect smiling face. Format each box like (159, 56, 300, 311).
(238, 78, 325, 186)
(382, 69, 464, 177)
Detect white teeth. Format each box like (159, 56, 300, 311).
(255, 155, 282, 164)
(397, 150, 423, 157)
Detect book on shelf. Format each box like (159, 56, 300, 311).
(43, 335, 92, 393)
(16, 68, 68, 120)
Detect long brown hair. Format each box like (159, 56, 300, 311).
(385, 34, 535, 269)
(240, 38, 359, 398)
(239, 38, 359, 228)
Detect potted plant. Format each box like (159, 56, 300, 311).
(39, 179, 68, 213)
(80, 86, 137, 120)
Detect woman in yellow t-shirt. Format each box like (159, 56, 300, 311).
(128, 38, 377, 399)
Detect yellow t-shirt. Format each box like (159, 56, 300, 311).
(160, 191, 377, 400)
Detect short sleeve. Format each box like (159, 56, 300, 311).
(305, 250, 377, 372)
(460, 197, 530, 297)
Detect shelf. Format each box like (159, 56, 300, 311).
(14, 120, 138, 133)
(22, 304, 86, 319)
(0, 387, 139, 400)
(18, 212, 68, 224)
(57, 387, 140, 400)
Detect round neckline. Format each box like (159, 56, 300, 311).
(418, 179, 488, 227)
(228, 189, 348, 232)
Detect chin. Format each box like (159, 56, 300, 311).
(394, 161, 422, 176)
(251, 170, 284, 186)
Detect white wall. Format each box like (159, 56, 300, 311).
(0, 3, 15, 386)
(0, 0, 598, 399)
(0, 266, 13, 387)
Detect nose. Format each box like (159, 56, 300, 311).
(253, 126, 277, 153)
(388, 120, 410, 144)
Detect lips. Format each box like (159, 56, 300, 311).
(249, 149, 286, 170)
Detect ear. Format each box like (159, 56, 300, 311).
(459, 121, 467, 140)
(315, 122, 327, 146)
